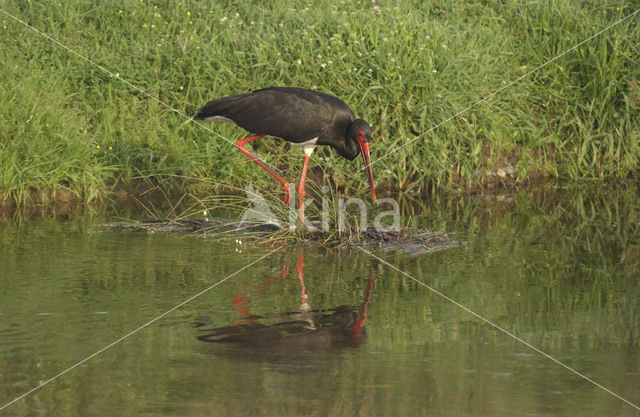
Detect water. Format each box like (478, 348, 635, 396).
(1, 186, 639, 416)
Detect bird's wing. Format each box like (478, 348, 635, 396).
(198, 88, 354, 143)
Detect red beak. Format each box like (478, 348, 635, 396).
(359, 141, 376, 201)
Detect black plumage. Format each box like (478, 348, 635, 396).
(195, 87, 376, 219)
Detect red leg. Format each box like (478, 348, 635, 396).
(296, 254, 308, 304)
(353, 274, 375, 346)
(236, 134, 290, 204)
(262, 264, 290, 285)
(231, 296, 264, 326)
(297, 154, 311, 221)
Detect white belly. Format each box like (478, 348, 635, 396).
(292, 137, 318, 156)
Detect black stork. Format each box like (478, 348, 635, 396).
(194, 87, 376, 221)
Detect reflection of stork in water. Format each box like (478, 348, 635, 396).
(194, 255, 375, 355)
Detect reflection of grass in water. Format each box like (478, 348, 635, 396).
(4, 185, 640, 415)
(407, 185, 640, 345)
(123, 183, 640, 348)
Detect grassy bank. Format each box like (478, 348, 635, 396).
(1, 0, 639, 206)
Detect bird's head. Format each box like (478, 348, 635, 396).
(347, 119, 376, 201)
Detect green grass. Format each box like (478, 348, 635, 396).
(1, 0, 639, 206)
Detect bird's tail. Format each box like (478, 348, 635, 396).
(194, 93, 251, 121)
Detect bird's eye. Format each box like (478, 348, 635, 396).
(356, 128, 369, 144)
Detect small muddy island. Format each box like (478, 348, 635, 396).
(100, 217, 465, 255)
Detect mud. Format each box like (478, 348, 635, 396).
(99, 218, 465, 255)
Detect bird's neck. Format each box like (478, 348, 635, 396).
(333, 137, 359, 160)
(329, 121, 359, 160)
